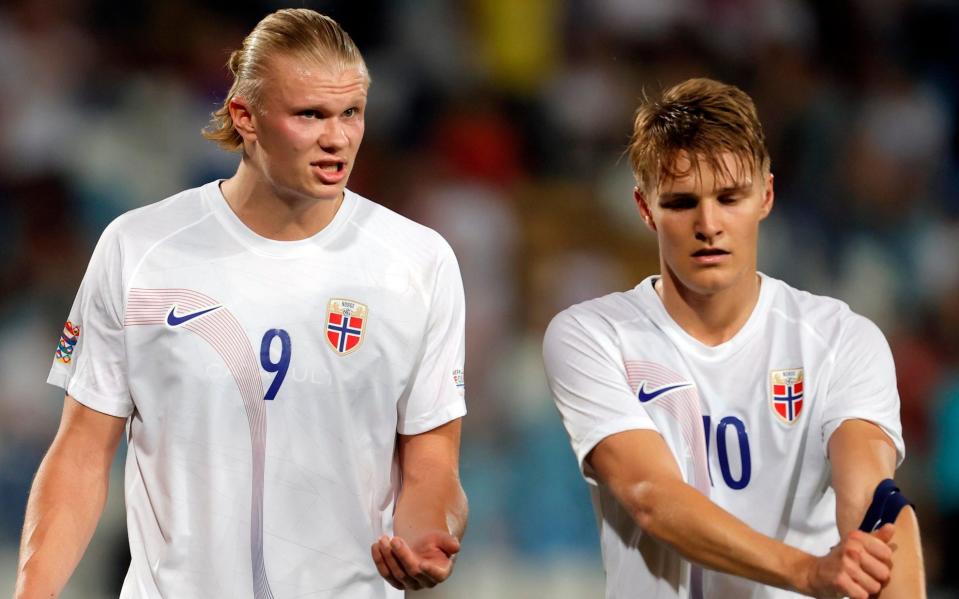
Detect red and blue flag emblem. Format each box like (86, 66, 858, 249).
(325, 298, 367, 355)
(770, 368, 804, 424)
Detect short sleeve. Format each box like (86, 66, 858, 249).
(543, 309, 658, 483)
(396, 241, 466, 435)
(821, 314, 904, 465)
(47, 222, 133, 417)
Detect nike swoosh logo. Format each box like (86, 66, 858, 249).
(637, 381, 694, 403)
(166, 304, 221, 326)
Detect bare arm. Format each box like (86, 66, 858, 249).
(589, 428, 895, 599)
(829, 419, 926, 598)
(15, 395, 127, 599)
(371, 418, 467, 590)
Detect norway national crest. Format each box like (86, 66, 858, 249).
(325, 298, 367, 355)
(770, 368, 804, 424)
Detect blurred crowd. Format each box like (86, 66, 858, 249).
(1, 1, 957, 597)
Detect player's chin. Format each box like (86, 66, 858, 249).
(302, 179, 347, 201)
(681, 269, 738, 295)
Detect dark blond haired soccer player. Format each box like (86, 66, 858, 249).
(544, 78, 924, 598)
(16, 9, 466, 598)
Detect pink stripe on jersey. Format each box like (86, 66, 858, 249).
(624, 360, 710, 495)
(125, 288, 274, 599)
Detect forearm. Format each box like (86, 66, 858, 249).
(621, 477, 813, 593)
(836, 492, 924, 598)
(15, 440, 112, 598)
(394, 470, 468, 541)
(875, 507, 924, 598)
(830, 420, 925, 598)
(375, 422, 466, 590)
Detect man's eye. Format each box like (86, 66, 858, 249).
(663, 199, 696, 210)
(300, 110, 318, 118)
(343, 107, 357, 117)
(719, 195, 740, 204)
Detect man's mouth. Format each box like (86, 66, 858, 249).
(312, 161, 344, 173)
(692, 248, 729, 257)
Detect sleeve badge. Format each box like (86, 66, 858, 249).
(55, 321, 81, 364)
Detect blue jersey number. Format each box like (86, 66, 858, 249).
(260, 329, 292, 400)
(703, 415, 751, 490)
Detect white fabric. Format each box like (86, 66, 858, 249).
(544, 273, 904, 599)
(48, 181, 467, 599)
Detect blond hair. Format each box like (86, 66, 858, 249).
(203, 8, 368, 151)
(628, 78, 770, 195)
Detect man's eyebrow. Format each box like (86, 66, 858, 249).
(715, 182, 752, 194)
(658, 192, 698, 202)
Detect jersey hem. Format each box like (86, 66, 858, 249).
(396, 402, 466, 436)
(577, 418, 659, 483)
(47, 370, 134, 418)
(822, 416, 906, 466)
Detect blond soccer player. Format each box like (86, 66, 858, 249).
(544, 78, 924, 598)
(17, 9, 467, 598)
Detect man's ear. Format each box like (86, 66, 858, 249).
(229, 96, 257, 144)
(759, 172, 775, 221)
(634, 187, 657, 233)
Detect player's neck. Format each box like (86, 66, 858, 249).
(655, 270, 761, 347)
(220, 161, 344, 242)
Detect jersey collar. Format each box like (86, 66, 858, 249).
(638, 272, 778, 361)
(203, 180, 357, 258)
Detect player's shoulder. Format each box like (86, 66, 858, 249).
(100, 181, 214, 248)
(347, 189, 456, 264)
(545, 285, 654, 346)
(764, 274, 887, 345)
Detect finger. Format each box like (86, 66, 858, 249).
(390, 537, 438, 588)
(380, 536, 421, 589)
(840, 531, 888, 598)
(848, 563, 883, 597)
(857, 532, 894, 567)
(839, 548, 883, 599)
(873, 523, 895, 544)
(435, 533, 461, 556)
(371, 540, 403, 590)
(857, 548, 891, 587)
(420, 555, 454, 583)
(835, 570, 869, 599)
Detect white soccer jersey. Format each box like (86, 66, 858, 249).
(543, 273, 904, 599)
(48, 181, 466, 599)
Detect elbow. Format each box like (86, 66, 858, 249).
(624, 480, 667, 534)
(450, 485, 469, 539)
(835, 487, 875, 536)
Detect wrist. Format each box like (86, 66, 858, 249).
(785, 548, 817, 596)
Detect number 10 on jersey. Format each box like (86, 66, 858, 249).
(703, 415, 751, 490)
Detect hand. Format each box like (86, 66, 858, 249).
(804, 524, 895, 598)
(371, 530, 461, 590)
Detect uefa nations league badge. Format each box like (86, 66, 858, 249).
(55, 321, 81, 364)
(770, 368, 804, 425)
(325, 298, 368, 355)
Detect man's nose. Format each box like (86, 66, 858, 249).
(317, 118, 348, 151)
(694, 200, 723, 242)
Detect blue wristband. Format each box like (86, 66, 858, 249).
(858, 478, 912, 533)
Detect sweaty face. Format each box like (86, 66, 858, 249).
(639, 151, 773, 297)
(247, 54, 368, 202)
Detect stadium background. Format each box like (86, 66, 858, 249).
(1, 0, 957, 596)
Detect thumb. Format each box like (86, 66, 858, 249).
(436, 533, 461, 556)
(873, 523, 895, 544)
